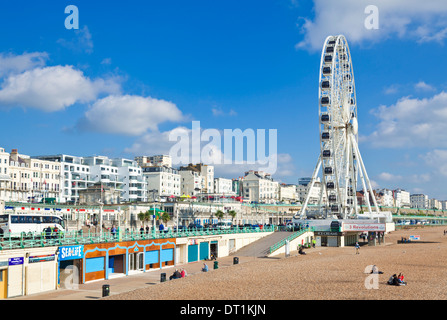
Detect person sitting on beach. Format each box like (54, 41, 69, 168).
(388, 274, 405, 286)
(398, 273, 406, 285)
(170, 269, 182, 280)
(298, 245, 306, 255)
(181, 268, 187, 278)
(202, 263, 209, 272)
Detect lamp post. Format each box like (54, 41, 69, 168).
(97, 200, 104, 237)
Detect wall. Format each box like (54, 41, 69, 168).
(0, 247, 58, 298)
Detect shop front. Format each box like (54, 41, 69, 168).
(58, 245, 84, 289)
(82, 238, 176, 283)
(314, 231, 343, 247)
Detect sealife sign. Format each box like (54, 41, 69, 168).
(342, 223, 386, 232)
(59, 245, 84, 261)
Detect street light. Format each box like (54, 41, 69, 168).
(97, 199, 104, 237)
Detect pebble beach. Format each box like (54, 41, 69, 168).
(105, 225, 447, 300)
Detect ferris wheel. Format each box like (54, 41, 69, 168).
(297, 35, 379, 220)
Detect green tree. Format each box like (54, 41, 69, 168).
(215, 210, 224, 222)
(138, 211, 150, 226)
(228, 210, 237, 223)
(161, 212, 171, 224)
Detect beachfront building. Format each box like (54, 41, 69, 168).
(0, 147, 10, 201)
(34, 154, 92, 204)
(135, 155, 172, 168)
(143, 166, 181, 200)
(376, 189, 394, 207)
(429, 198, 442, 210)
(78, 182, 121, 205)
(113, 158, 147, 203)
(214, 177, 235, 196)
(179, 165, 202, 196)
(410, 194, 429, 209)
(4, 149, 62, 203)
(34, 154, 147, 204)
(279, 184, 297, 204)
(393, 189, 411, 208)
(241, 170, 279, 204)
(296, 177, 325, 205)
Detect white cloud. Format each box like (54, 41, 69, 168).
(414, 81, 435, 92)
(364, 91, 447, 148)
(78, 95, 184, 136)
(378, 172, 402, 181)
(0, 52, 48, 77)
(422, 149, 447, 177)
(0, 65, 121, 112)
(296, 0, 447, 51)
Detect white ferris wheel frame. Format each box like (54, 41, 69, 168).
(296, 35, 379, 220)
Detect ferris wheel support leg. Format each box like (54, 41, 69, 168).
(342, 133, 352, 220)
(296, 156, 322, 219)
(351, 134, 379, 214)
(350, 135, 372, 214)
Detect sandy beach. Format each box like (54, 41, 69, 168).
(105, 225, 447, 300)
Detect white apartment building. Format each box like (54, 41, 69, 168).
(377, 189, 394, 207)
(279, 184, 297, 203)
(241, 171, 279, 204)
(296, 177, 325, 205)
(410, 194, 429, 209)
(112, 158, 147, 203)
(179, 168, 202, 196)
(3, 149, 61, 203)
(84, 156, 147, 203)
(440, 200, 447, 211)
(429, 198, 442, 210)
(0, 147, 10, 201)
(214, 177, 235, 196)
(143, 166, 181, 199)
(35, 154, 147, 203)
(135, 155, 172, 168)
(393, 189, 411, 208)
(200, 164, 214, 194)
(35, 154, 94, 204)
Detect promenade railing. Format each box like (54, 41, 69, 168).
(0, 225, 276, 251)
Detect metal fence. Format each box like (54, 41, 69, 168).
(0, 225, 276, 251)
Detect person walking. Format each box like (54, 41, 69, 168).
(355, 242, 360, 254)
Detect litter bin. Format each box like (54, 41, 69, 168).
(233, 257, 239, 265)
(160, 273, 166, 282)
(214, 261, 219, 269)
(102, 284, 110, 297)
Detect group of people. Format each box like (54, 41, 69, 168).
(388, 273, 407, 286)
(169, 268, 187, 280)
(44, 225, 59, 239)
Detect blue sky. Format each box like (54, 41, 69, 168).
(1, 0, 447, 200)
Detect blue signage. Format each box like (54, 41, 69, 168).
(9, 257, 24, 266)
(59, 245, 84, 261)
